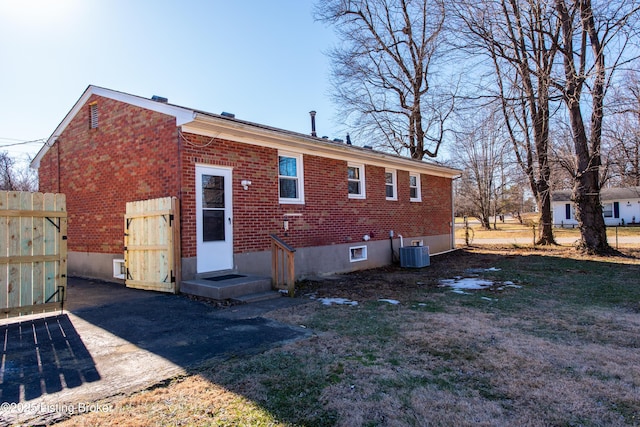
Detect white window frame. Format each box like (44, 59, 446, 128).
(602, 202, 613, 218)
(278, 151, 305, 204)
(348, 163, 366, 199)
(349, 245, 368, 262)
(409, 172, 422, 202)
(385, 169, 397, 201)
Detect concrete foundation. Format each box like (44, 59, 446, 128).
(69, 234, 453, 283)
(68, 252, 125, 284)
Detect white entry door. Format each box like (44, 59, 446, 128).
(196, 166, 233, 273)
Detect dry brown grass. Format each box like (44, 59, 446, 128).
(56, 246, 640, 426)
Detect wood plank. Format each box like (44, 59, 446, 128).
(0, 255, 62, 264)
(7, 192, 21, 310)
(58, 193, 68, 302)
(31, 193, 44, 305)
(124, 210, 173, 219)
(144, 198, 153, 285)
(43, 193, 57, 301)
(20, 192, 33, 308)
(172, 197, 181, 293)
(0, 301, 62, 318)
(0, 192, 7, 310)
(0, 210, 67, 217)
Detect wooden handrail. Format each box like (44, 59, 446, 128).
(270, 234, 296, 297)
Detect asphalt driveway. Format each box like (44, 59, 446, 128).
(0, 278, 311, 426)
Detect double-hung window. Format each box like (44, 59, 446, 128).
(409, 173, 421, 202)
(278, 152, 304, 204)
(385, 169, 397, 200)
(348, 163, 366, 199)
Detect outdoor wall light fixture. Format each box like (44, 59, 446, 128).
(241, 180, 252, 190)
(283, 219, 289, 231)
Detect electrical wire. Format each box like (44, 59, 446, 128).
(0, 137, 46, 148)
(178, 130, 218, 148)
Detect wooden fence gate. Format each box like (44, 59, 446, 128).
(0, 191, 67, 318)
(124, 197, 180, 293)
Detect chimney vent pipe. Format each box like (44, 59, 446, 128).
(309, 111, 317, 137)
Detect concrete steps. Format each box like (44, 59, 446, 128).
(180, 274, 279, 301)
(231, 290, 283, 304)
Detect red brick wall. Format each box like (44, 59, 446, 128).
(38, 96, 452, 259)
(38, 95, 181, 253)
(180, 133, 452, 258)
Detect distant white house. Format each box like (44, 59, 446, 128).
(552, 186, 640, 227)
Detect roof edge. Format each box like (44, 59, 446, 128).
(186, 112, 461, 178)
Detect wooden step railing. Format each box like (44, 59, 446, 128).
(270, 234, 296, 297)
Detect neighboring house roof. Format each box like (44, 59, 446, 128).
(32, 85, 461, 178)
(552, 186, 640, 202)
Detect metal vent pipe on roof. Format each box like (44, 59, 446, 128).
(309, 110, 317, 137)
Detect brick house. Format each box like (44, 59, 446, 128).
(32, 85, 460, 286)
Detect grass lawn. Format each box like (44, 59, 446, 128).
(57, 246, 640, 426)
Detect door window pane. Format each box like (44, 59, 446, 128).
(202, 210, 225, 241)
(202, 175, 225, 208)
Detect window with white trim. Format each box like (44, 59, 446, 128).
(278, 152, 304, 204)
(602, 203, 613, 218)
(409, 173, 421, 202)
(348, 163, 366, 199)
(385, 169, 397, 200)
(349, 245, 367, 262)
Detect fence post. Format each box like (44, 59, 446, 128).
(464, 216, 469, 246)
(532, 224, 537, 246)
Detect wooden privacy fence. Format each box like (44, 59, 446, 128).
(0, 191, 67, 318)
(124, 196, 180, 293)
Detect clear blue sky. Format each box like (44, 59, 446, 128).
(0, 0, 340, 166)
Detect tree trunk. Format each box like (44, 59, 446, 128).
(566, 100, 611, 253)
(573, 177, 609, 254)
(555, 0, 612, 255)
(536, 184, 555, 245)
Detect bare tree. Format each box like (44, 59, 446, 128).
(604, 69, 640, 186)
(0, 151, 15, 190)
(454, 110, 511, 229)
(315, 0, 453, 159)
(0, 151, 38, 192)
(453, 0, 561, 245)
(553, 0, 639, 254)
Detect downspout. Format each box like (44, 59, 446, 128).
(56, 141, 61, 193)
(451, 175, 461, 249)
